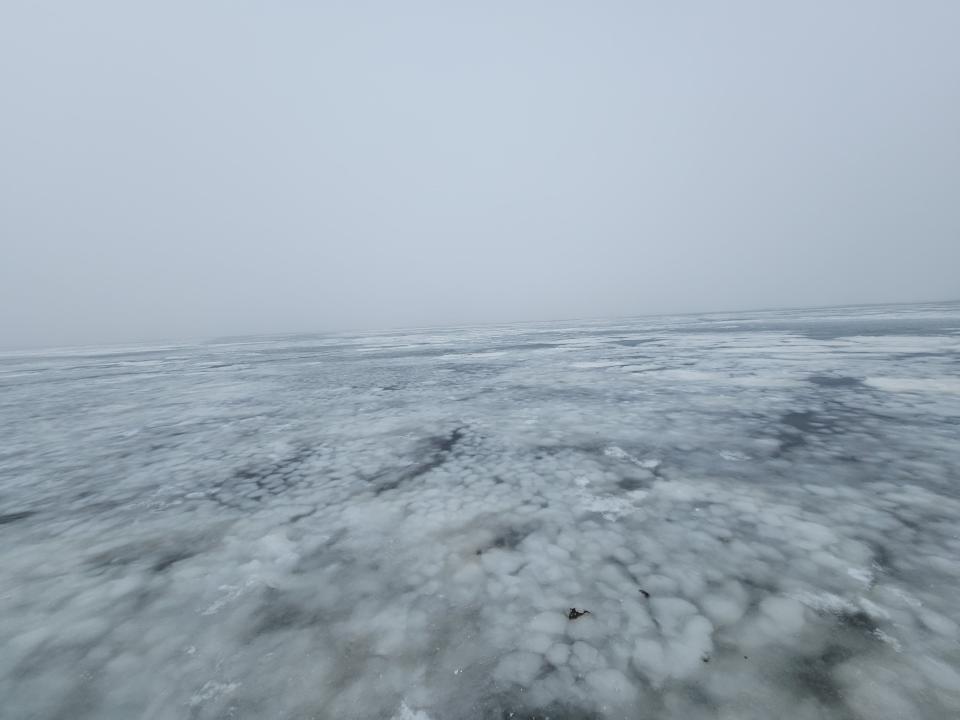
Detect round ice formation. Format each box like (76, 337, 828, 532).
(759, 596, 807, 634)
(585, 668, 640, 704)
(699, 582, 748, 626)
(494, 651, 544, 686)
(545, 642, 570, 666)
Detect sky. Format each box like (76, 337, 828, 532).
(1, 1, 958, 349)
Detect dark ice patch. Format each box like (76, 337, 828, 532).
(617, 477, 647, 491)
(0, 510, 34, 525)
(889, 510, 921, 532)
(492, 527, 530, 550)
(782, 411, 824, 434)
(611, 338, 659, 347)
(210, 446, 315, 508)
(776, 430, 808, 454)
(476, 524, 536, 555)
(789, 645, 854, 709)
(362, 347, 454, 360)
(836, 610, 878, 634)
(289, 506, 318, 523)
(445, 363, 502, 377)
(808, 375, 863, 388)
(372, 428, 466, 495)
(775, 410, 842, 454)
(430, 427, 466, 455)
(249, 593, 318, 637)
(869, 543, 894, 575)
(532, 443, 602, 459)
(739, 576, 779, 595)
(152, 549, 196, 573)
(88, 536, 210, 574)
(492, 342, 559, 352)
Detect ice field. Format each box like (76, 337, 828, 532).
(1, 302, 959, 719)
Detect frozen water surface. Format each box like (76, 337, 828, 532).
(1, 302, 959, 719)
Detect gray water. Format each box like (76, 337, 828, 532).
(2, 302, 959, 719)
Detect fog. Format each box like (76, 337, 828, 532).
(1, 1, 958, 350)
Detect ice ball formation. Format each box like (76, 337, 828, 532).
(1, 302, 959, 719)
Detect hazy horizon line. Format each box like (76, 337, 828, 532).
(4, 296, 958, 356)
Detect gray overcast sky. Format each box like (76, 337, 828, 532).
(1, 1, 958, 349)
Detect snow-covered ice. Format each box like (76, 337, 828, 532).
(1, 302, 959, 719)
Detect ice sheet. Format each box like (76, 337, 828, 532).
(1, 302, 959, 719)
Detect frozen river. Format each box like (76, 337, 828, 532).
(1, 302, 959, 719)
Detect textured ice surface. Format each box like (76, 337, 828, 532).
(1, 302, 960, 719)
